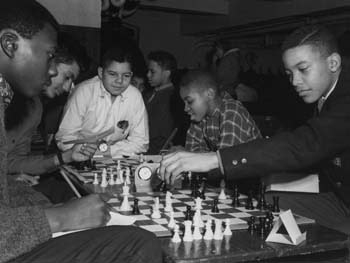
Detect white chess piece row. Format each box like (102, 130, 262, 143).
(171, 218, 232, 243)
(93, 166, 132, 188)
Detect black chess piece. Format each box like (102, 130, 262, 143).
(231, 185, 240, 207)
(257, 183, 267, 210)
(265, 211, 274, 232)
(184, 205, 193, 220)
(211, 199, 220, 213)
(199, 179, 207, 200)
(245, 191, 254, 210)
(272, 196, 280, 213)
(248, 216, 256, 234)
(258, 217, 267, 238)
(132, 198, 140, 215)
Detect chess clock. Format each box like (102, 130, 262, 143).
(134, 162, 161, 192)
(98, 140, 108, 152)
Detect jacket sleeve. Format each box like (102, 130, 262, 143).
(219, 93, 350, 179)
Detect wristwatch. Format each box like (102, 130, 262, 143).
(98, 140, 108, 152)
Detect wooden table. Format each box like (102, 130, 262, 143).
(87, 184, 350, 263)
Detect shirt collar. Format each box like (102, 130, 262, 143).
(223, 48, 240, 57)
(99, 80, 130, 101)
(321, 77, 338, 101)
(154, 83, 173, 92)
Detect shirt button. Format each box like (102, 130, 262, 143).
(241, 158, 247, 164)
(335, 181, 342, 188)
(232, 160, 238, 166)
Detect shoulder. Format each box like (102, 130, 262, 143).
(71, 76, 101, 98)
(125, 84, 144, 101)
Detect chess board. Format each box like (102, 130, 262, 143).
(107, 189, 315, 237)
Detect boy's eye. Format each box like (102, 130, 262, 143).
(299, 66, 309, 73)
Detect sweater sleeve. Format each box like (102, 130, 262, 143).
(0, 205, 52, 263)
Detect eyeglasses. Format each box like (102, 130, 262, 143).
(106, 70, 133, 82)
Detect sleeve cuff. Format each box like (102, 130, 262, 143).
(216, 150, 224, 175)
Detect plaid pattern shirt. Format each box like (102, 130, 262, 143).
(0, 73, 13, 109)
(185, 92, 261, 152)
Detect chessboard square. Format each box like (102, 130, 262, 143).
(229, 212, 252, 218)
(140, 224, 169, 232)
(173, 212, 185, 218)
(141, 200, 154, 205)
(172, 194, 189, 199)
(229, 217, 248, 225)
(108, 198, 120, 203)
(247, 211, 266, 217)
(140, 209, 151, 215)
(184, 201, 195, 206)
(178, 190, 191, 195)
(202, 209, 224, 215)
(219, 199, 233, 204)
(134, 219, 156, 226)
(174, 206, 187, 212)
(173, 203, 186, 208)
(177, 198, 193, 202)
(205, 192, 219, 197)
(152, 218, 168, 225)
(217, 204, 231, 209)
(204, 197, 213, 201)
(137, 201, 148, 206)
(137, 196, 156, 201)
(210, 213, 235, 220)
(132, 214, 150, 220)
(171, 199, 182, 203)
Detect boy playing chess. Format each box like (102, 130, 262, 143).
(161, 25, 350, 235)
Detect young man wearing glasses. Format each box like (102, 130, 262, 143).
(56, 46, 149, 157)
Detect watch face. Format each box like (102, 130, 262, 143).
(98, 142, 108, 152)
(138, 166, 152, 181)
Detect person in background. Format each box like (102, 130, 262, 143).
(146, 50, 183, 154)
(56, 45, 149, 157)
(0, 1, 162, 263)
(160, 25, 350, 235)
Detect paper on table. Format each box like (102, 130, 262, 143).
(52, 212, 136, 238)
(265, 173, 319, 193)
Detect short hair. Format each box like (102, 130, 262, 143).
(0, 0, 59, 39)
(147, 50, 177, 78)
(180, 69, 219, 94)
(100, 45, 135, 71)
(281, 25, 338, 57)
(55, 33, 90, 73)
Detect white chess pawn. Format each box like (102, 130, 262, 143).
(223, 218, 232, 236)
(125, 167, 131, 185)
(193, 225, 202, 240)
(213, 219, 223, 240)
(151, 197, 161, 219)
(120, 195, 132, 211)
(109, 171, 115, 185)
(122, 181, 130, 196)
(93, 173, 99, 185)
(192, 208, 204, 228)
(168, 211, 176, 228)
(100, 168, 108, 188)
(203, 219, 214, 240)
(183, 220, 193, 242)
(195, 197, 203, 210)
(218, 179, 226, 200)
(171, 224, 181, 243)
(115, 168, 124, 185)
(164, 192, 173, 212)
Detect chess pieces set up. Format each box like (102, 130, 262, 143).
(247, 212, 275, 238)
(93, 161, 132, 188)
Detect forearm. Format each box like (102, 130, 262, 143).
(7, 153, 58, 175)
(110, 139, 148, 157)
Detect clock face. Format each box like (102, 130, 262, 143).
(98, 142, 108, 152)
(138, 166, 152, 181)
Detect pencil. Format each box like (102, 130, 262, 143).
(60, 169, 82, 198)
(160, 127, 178, 153)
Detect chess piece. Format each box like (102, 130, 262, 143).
(193, 225, 202, 240)
(192, 208, 204, 228)
(223, 218, 232, 236)
(168, 211, 176, 228)
(257, 182, 267, 210)
(272, 196, 280, 213)
(100, 168, 108, 188)
(203, 219, 214, 240)
(171, 224, 181, 243)
(248, 216, 255, 235)
(122, 181, 130, 196)
(132, 198, 141, 215)
(93, 173, 99, 185)
(183, 220, 193, 242)
(120, 195, 132, 211)
(218, 179, 227, 200)
(195, 197, 203, 210)
(259, 217, 267, 238)
(109, 171, 115, 185)
(231, 184, 240, 207)
(266, 211, 275, 231)
(211, 199, 220, 213)
(199, 178, 206, 200)
(151, 197, 161, 219)
(125, 167, 131, 185)
(213, 219, 223, 240)
(115, 167, 124, 185)
(184, 205, 193, 221)
(245, 191, 254, 210)
(164, 191, 173, 212)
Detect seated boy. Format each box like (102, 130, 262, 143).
(181, 70, 261, 152)
(161, 25, 350, 234)
(146, 50, 183, 153)
(56, 46, 149, 157)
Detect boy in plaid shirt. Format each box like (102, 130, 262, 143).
(181, 70, 261, 152)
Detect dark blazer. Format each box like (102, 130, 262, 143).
(219, 70, 350, 205)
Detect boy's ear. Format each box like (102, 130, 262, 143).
(97, 67, 103, 79)
(0, 31, 19, 59)
(207, 87, 216, 99)
(327, 52, 341, 72)
(163, 69, 171, 81)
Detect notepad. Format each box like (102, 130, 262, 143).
(265, 173, 319, 193)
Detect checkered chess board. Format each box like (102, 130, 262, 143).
(108, 189, 315, 237)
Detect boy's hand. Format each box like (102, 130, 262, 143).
(160, 151, 219, 185)
(45, 194, 111, 233)
(62, 143, 98, 163)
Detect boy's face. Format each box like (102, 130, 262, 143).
(180, 84, 210, 122)
(147, 60, 169, 88)
(10, 23, 58, 98)
(131, 76, 145, 92)
(43, 61, 80, 98)
(283, 44, 338, 104)
(98, 61, 132, 97)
